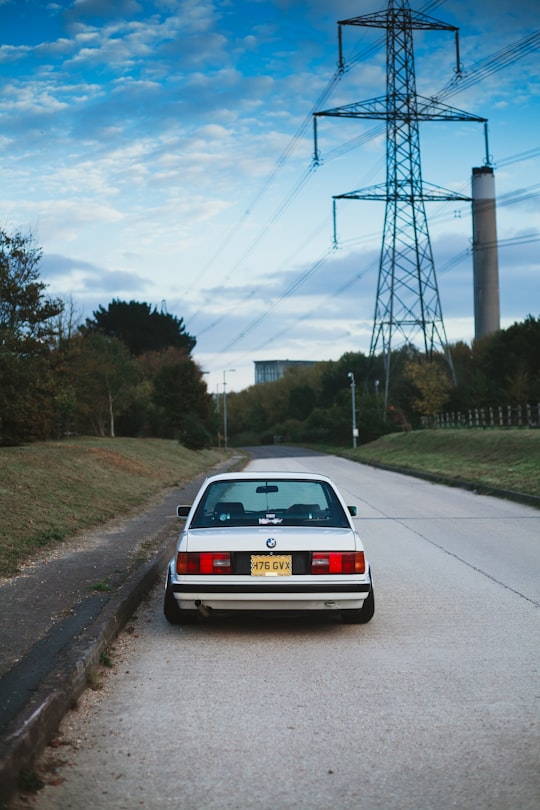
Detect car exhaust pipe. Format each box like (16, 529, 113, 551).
(195, 600, 212, 618)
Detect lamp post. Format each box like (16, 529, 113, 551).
(347, 372, 357, 449)
(223, 369, 236, 450)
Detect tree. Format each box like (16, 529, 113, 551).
(404, 359, 453, 421)
(0, 229, 64, 445)
(288, 383, 316, 421)
(0, 229, 63, 353)
(0, 351, 60, 444)
(149, 348, 214, 444)
(54, 295, 83, 345)
(84, 299, 196, 357)
(319, 353, 368, 408)
(65, 334, 137, 437)
(445, 341, 487, 411)
(475, 315, 540, 404)
(226, 385, 271, 444)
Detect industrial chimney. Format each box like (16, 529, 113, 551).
(471, 165, 500, 339)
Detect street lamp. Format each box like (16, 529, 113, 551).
(374, 379, 380, 419)
(223, 369, 236, 450)
(347, 372, 358, 449)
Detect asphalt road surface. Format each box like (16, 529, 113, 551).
(22, 448, 540, 810)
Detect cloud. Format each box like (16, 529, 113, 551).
(41, 252, 151, 307)
(41, 252, 104, 276)
(0, 0, 537, 395)
(64, 0, 144, 27)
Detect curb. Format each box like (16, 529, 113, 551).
(356, 459, 540, 509)
(0, 532, 176, 805)
(0, 453, 248, 805)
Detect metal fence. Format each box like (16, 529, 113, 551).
(422, 403, 540, 429)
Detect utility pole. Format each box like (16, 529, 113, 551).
(223, 369, 235, 450)
(348, 372, 358, 448)
(314, 0, 487, 409)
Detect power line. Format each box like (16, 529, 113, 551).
(203, 245, 335, 368)
(187, 2, 451, 331)
(197, 28, 537, 343)
(495, 146, 540, 169)
(439, 30, 540, 101)
(201, 166, 539, 369)
(195, 214, 330, 340)
(230, 267, 373, 371)
(218, 174, 539, 363)
(185, 69, 346, 328)
(198, 19, 537, 370)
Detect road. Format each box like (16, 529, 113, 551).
(22, 448, 540, 810)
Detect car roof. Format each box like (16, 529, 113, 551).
(203, 471, 335, 484)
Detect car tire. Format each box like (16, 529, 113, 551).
(164, 572, 197, 625)
(341, 586, 375, 624)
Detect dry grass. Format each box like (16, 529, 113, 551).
(0, 437, 233, 578)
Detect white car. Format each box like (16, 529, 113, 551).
(164, 471, 374, 625)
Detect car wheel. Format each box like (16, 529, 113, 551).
(164, 573, 197, 625)
(341, 587, 375, 624)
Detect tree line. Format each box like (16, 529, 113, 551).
(225, 317, 540, 446)
(0, 229, 214, 448)
(1, 227, 538, 448)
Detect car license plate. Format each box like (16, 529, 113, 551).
(251, 554, 292, 576)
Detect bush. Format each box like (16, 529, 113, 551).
(178, 415, 213, 451)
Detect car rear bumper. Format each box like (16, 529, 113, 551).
(181, 597, 368, 612)
(171, 577, 372, 612)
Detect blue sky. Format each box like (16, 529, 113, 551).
(0, 0, 538, 393)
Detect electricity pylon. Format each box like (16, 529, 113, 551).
(314, 0, 487, 408)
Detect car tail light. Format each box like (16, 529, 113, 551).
(311, 551, 365, 574)
(176, 552, 231, 575)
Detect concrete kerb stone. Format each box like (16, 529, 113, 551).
(357, 459, 540, 509)
(0, 530, 177, 805)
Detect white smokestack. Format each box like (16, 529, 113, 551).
(471, 166, 500, 339)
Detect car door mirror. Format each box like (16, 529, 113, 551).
(347, 505, 358, 517)
(177, 505, 191, 518)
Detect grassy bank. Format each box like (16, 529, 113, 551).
(0, 438, 234, 578)
(339, 429, 540, 498)
(2, 430, 538, 579)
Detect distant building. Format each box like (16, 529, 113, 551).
(254, 360, 316, 385)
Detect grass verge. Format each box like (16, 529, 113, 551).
(0, 437, 234, 579)
(336, 428, 540, 498)
(2, 430, 538, 579)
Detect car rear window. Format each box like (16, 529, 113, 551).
(189, 479, 350, 529)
